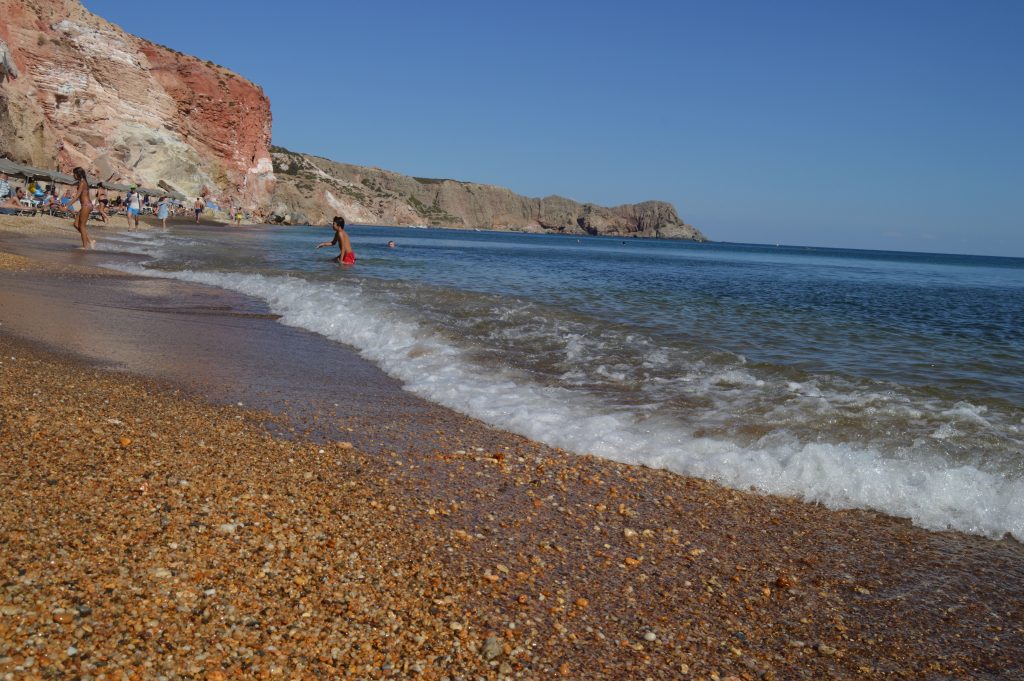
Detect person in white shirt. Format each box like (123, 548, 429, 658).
(125, 186, 142, 230)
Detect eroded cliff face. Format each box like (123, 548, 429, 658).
(0, 0, 273, 206)
(0, 0, 704, 239)
(270, 148, 707, 241)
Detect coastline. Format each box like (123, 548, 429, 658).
(1, 221, 1022, 679)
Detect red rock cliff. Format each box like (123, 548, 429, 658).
(0, 0, 274, 206)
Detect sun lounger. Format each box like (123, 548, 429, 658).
(0, 206, 38, 216)
(45, 205, 74, 218)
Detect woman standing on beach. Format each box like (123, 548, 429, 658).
(93, 182, 108, 223)
(71, 167, 95, 249)
(157, 195, 170, 229)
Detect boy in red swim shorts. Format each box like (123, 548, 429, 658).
(316, 215, 356, 265)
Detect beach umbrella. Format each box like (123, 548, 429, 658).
(0, 157, 51, 180)
(48, 169, 75, 185)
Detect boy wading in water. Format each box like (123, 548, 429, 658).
(316, 215, 356, 265)
(71, 167, 95, 249)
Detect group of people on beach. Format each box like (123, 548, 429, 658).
(2, 165, 231, 248)
(191, 196, 246, 226)
(68, 171, 178, 247)
(6, 167, 367, 263)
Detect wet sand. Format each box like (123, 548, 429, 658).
(1, 221, 1022, 680)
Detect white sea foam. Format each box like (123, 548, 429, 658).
(787, 381, 823, 398)
(710, 370, 765, 388)
(99, 234, 164, 257)
(99, 260, 1024, 541)
(941, 402, 992, 426)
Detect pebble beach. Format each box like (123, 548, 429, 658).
(1, 222, 1023, 680)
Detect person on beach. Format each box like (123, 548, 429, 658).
(157, 195, 170, 229)
(41, 190, 62, 215)
(194, 197, 204, 223)
(1, 187, 28, 209)
(315, 215, 355, 265)
(234, 208, 243, 226)
(0, 172, 10, 199)
(71, 167, 95, 249)
(125, 186, 141, 230)
(93, 182, 108, 223)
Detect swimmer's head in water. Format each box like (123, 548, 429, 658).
(332, 216, 346, 229)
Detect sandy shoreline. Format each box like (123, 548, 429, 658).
(1, 220, 1022, 680)
(0, 210, 235, 242)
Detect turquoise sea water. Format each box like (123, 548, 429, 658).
(102, 225, 1024, 539)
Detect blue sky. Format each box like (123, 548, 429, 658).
(83, 0, 1024, 256)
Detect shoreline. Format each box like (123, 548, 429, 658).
(1, 220, 1022, 679)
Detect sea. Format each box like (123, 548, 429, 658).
(100, 224, 1024, 541)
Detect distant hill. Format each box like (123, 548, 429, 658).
(269, 147, 707, 240)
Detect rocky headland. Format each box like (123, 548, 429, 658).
(269, 147, 706, 239)
(0, 0, 705, 240)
